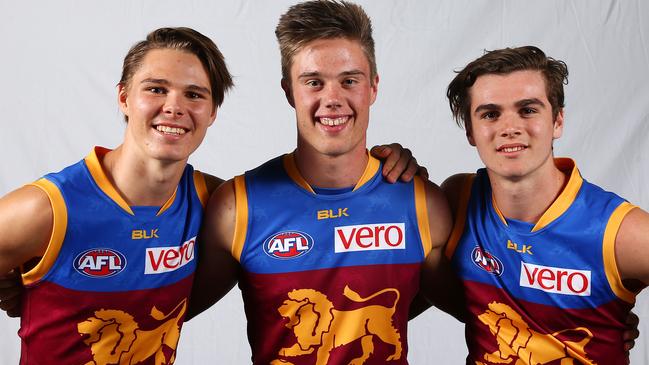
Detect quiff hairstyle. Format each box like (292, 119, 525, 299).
(275, 0, 377, 85)
(119, 27, 233, 113)
(447, 45, 568, 133)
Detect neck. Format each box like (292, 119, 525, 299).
(101, 144, 187, 207)
(293, 143, 368, 189)
(489, 158, 568, 224)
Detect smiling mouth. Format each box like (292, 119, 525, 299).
(318, 116, 349, 126)
(498, 145, 526, 153)
(155, 125, 187, 135)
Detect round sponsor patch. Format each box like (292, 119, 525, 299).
(471, 246, 504, 276)
(74, 248, 127, 278)
(263, 231, 314, 259)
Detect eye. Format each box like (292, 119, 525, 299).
(185, 91, 205, 99)
(305, 79, 322, 88)
(147, 86, 167, 94)
(342, 78, 357, 87)
(481, 111, 499, 120)
(520, 107, 537, 116)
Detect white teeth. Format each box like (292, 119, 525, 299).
(319, 117, 348, 126)
(501, 146, 525, 152)
(156, 125, 186, 135)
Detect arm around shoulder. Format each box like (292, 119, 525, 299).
(186, 179, 240, 320)
(0, 185, 53, 274)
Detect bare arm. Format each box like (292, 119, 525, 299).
(412, 179, 466, 322)
(0, 186, 53, 274)
(186, 179, 240, 320)
(616, 207, 649, 289)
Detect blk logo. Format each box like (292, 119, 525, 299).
(317, 208, 349, 220)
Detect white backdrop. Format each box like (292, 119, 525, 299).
(1, 0, 647, 363)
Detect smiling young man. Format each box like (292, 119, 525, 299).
(0, 28, 233, 364)
(441, 46, 649, 364)
(188, 1, 454, 364)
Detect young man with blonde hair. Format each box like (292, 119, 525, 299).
(189, 1, 457, 363)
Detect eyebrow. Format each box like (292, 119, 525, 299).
(140, 78, 211, 95)
(473, 103, 501, 115)
(515, 98, 546, 108)
(473, 98, 547, 114)
(297, 69, 366, 79)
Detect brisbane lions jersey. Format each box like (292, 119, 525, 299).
(233, 153, 432, 365)
(447, 158, 636, 365)
(19, 147, 207, 365)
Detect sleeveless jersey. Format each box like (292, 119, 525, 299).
(232, 153, 432, 365)
(19, 147, 208, 365)
(446, 158, 636, 365)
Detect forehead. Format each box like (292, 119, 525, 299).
(469, 70, 549, 107)
(290, 38, 370, 76)
(133, 48, 209, 84)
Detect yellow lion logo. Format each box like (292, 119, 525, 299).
(77, 298, 187, 365)
(271, 285, 402, 365)
(476, 301, 596, 365)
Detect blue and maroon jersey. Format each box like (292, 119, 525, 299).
(447, 158, 636, 365)
(19, 147, 208, 365)
(233, 153, 432, 365)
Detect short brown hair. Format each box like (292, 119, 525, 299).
(447, 46, 568, 132)
(275, 0, 376, 84)
(120, 27, 233, 110)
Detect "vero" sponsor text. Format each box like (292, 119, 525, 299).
(519, 262, 591, 296)
(334, 223, 405, 253)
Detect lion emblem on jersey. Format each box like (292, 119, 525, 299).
(476, 301, 595, 365)
(77, 298, 187, 365)
(272, 285, 402, 365)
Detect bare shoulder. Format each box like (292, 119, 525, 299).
(421, 178, 452, 249)
(200, 172, 225, 196)
(441, 173, 473, 216)
(0, 185, 54, 272)
(202, 178, 237, 251)
(615, 206, 649, 286)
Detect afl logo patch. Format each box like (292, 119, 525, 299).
(471, 246, 503, 276)
(74, 248, 127, 278)
(263, 231, 314, 259)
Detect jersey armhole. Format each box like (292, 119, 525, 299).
(193, 170, 210, 208)
(444, 174, 475, 260)
(413, 176, 432, 257)
(22, 179, 68, 286)
(603, 201, 637, 304)
(231, 175, 249, 262)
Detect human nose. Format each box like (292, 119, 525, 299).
(163, 91, 185, 117)
(499, 113, 522, 138)
(323, 84, 342, 109)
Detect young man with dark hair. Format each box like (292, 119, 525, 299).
(438, 45, 648, 364)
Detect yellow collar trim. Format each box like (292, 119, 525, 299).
(492, 158, 583, 232)
(85, 146, 177, 216)
(282, 151, 380, 194)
